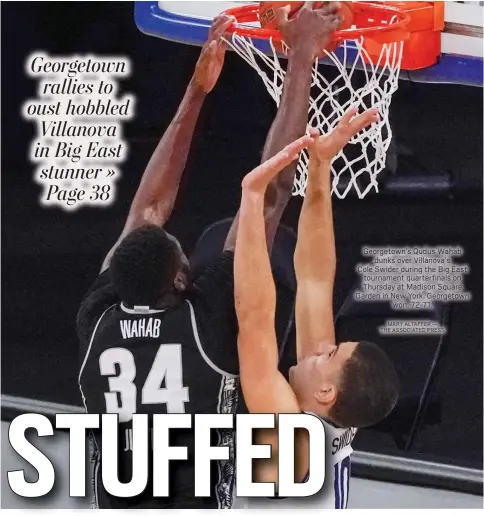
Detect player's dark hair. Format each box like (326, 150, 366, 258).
(110, 224, 180, 307)
(330, 341, 399, 428)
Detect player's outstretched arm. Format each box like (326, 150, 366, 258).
(234, 137, 314, 488)
(100, 15, 234, 272)
(234, 136, 314, 412)
(294, 109, 379, 359)
(224, 2, 341, 251)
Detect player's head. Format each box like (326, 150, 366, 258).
(110, 224, 190, 307)
(289, 341, 399, 428)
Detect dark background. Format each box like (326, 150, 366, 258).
(2, 2, 482, 471)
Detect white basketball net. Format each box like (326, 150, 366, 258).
(225, 33, 404, 198)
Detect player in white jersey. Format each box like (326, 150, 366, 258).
(233, 113, 400, 508)
(239, 415, 356, 509)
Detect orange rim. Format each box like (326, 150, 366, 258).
(223, 2, 411, 43)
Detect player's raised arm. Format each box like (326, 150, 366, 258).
(294, 109, 379, 359)
(234, 136, 313, 413)
(234, 137, 314, 487)
(224, 2, 341, 251)
(101, 15, 234, 272)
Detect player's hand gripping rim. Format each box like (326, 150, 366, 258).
(241, 135, 314, 193)
(193, 14, 236, 93)
(276, 1, 342, 59)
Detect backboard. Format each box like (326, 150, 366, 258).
(135, 1, 483, 87)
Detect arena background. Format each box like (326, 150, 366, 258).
(1, 0, 483, 506)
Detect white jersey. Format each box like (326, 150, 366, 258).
(235, 413, 357, 510)
(308, 412, 357, 509)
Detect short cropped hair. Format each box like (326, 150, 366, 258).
(330, 341, 399, 428)
(110, 224, 180, 307)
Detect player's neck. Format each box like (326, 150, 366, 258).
(300, 399, 335, 425)
(156, 291, 182, 309)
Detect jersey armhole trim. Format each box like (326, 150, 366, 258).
(186, 299, 238, 379)
(78, 303, 117, 411)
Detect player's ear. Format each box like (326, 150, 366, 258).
(173, 272, 187, 292)
(314, 384, 337, 406)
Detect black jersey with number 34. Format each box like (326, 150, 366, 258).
(77, 252, 239, 509)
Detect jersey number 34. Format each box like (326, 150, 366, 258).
(99, 344, 190, 422)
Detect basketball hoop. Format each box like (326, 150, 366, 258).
(222, 2, 412, 199)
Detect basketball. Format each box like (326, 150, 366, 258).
(259, 1, 354, 31)
(259, 1, 354, 52)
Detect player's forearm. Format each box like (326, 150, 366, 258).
(262, 48, 313, 190)
(262, 48, 314, 241)
(234, 190, 277, 353)
(295, 158, 336, 281)
(294, 157, 336, 356)
(224, 50, 314, 252)
(128, 79, 206, 225)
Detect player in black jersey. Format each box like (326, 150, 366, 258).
(76, 10, 326, 509)
(76, 17, 240, 509)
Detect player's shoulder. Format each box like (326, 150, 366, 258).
(78, 269, 117, 312)
(190, 250, 234, 292)
(76, 268, 120, 349)
(303, 411, 357, 460)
